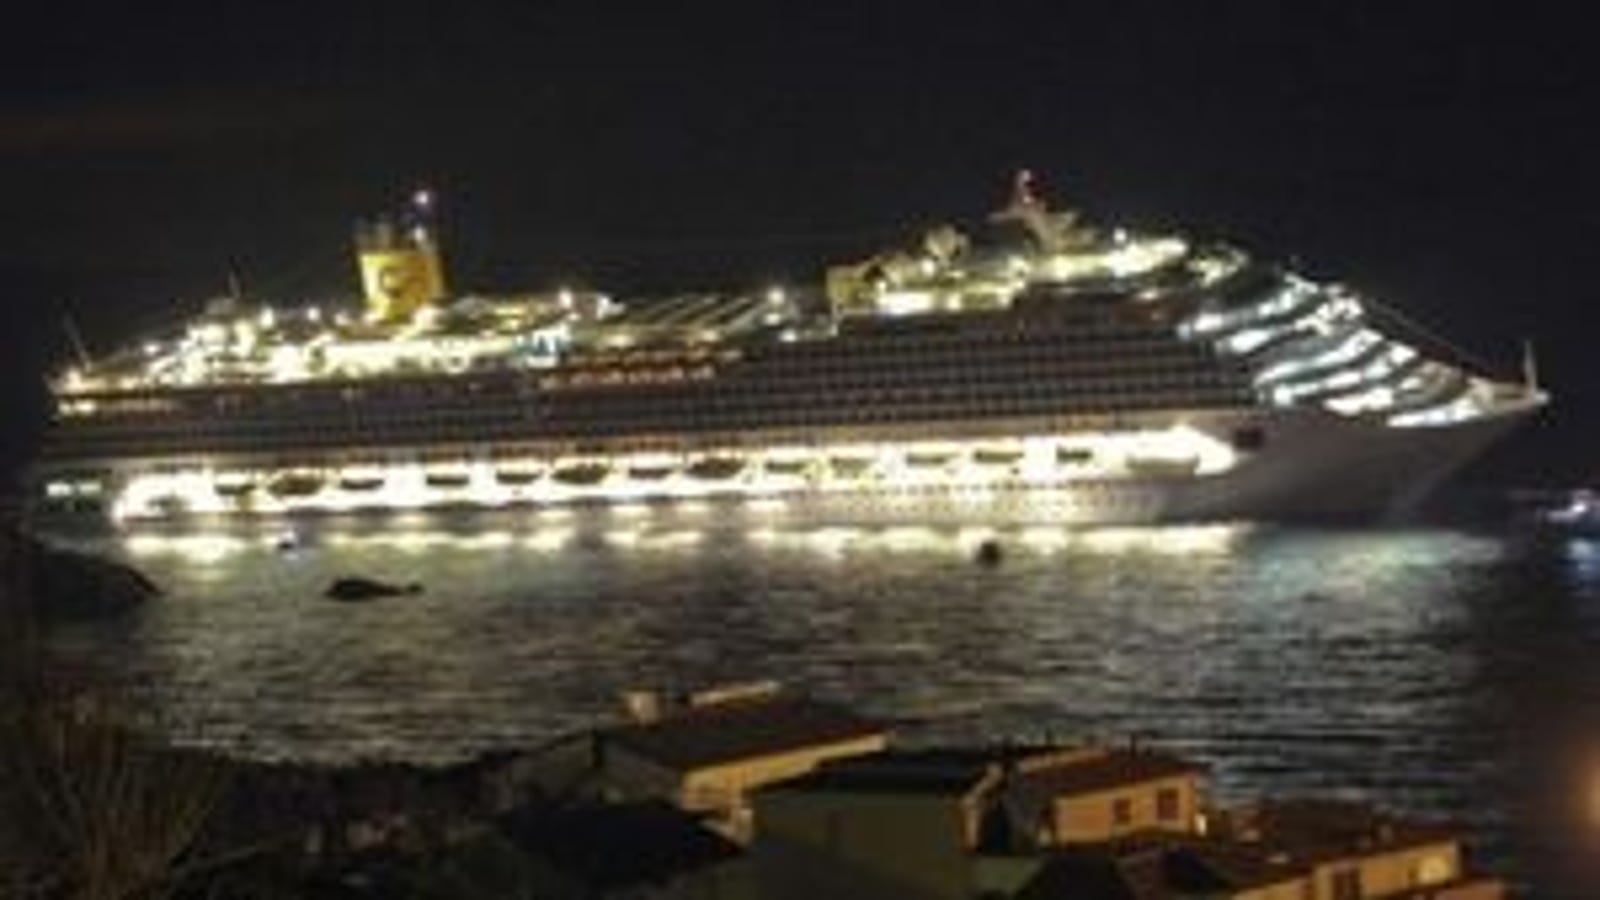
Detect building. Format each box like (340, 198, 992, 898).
(748, 745, 1504, 900)
(1209, 800, 1507, 900)
(750, 743, 1208, 898)
(594, 684, 890, 840)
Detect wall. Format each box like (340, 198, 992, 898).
(1043, 773, 1201, 844)
(1310, 840, 1461, 899)
(755, 789, 974, 899)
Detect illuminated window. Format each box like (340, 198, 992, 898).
(1331, 867, 1362, 900)
(1112, 797, 1132, 826)
(1156, 787, 1180, 821)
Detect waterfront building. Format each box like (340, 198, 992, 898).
(744, 744, 1504, 900)
(593, 684, 889, 840)
(751, 744, 1206, 898)
(1209, 800, 1506, 900)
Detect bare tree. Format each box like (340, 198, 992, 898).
(0, 528, 231, 900)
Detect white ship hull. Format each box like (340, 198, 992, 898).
(42, 404, 1535, 529)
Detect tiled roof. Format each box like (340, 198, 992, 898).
(1015, 838, 1306, 900)
(500, 799, 741, 889)
(767, 750, 995, 796)
(1013, 749, 1204, 799)
(602, 695, 886, 771)
(1014, 848, 1161, 900)
(766, 745, 1081, 797)
(1224, 799, 1462, 864)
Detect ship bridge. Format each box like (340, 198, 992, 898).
(1181, 268, 1547, 428)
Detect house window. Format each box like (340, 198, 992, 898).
(1112, 797, 1133, 826)
(1331, 866, 1363, 900)
(1156, 787, 1181, 821)
(1416, 855, 1453, 886)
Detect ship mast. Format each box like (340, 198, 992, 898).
(988, 169, 1080, 254)
(62, 313, 90, 369)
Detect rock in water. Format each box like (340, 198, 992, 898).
(974, 539, 1004, 567)
(325, 577, 422, 602)
(3, 530, 160, 621)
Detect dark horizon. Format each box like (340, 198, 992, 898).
(2, 3, 1595, 486)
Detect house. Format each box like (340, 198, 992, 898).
(595, 684, 889, 840)
(1012, 838, 1308, 900)
(1212, 800, 1507, 900)
(1002, 745, 1206, 846)
(497, 799, 745, 899)
(749, 743, 1210, 899)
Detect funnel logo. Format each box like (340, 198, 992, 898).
(378, 263, 413, 299)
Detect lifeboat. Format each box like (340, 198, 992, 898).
(628, 462, 676, 481)
(552, 461, 611, 486)
(424, 466, 471, 489)
(1124, 454, 1200, 478)
(151, 495, 188, 516)
(828, 455, 874, 479)
(686, 457, 745, 480)
(267, 472, 323, 498)
(1056, 446, 1095, 466)
(339, 468, 387, 491)
(904, 451, 953, 468)
(973, 447, 1024, 466)
(763, 457, 810, 477)
(214, 473, 255, 497)
(494, 463, 544, 486)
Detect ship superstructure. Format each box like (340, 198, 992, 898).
(35, 174, 1546, 525)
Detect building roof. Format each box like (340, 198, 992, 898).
(1014, 838, 1307, 900)
(765, 748, 1001, 797)
(1221, 799, 1463, 864)
(764, 744, 1095, 798)
(499, 799, 741, 889)
(1014, 849, 1152, 900)
(1012, 748, 1204, 801)
(602, 694, 886, 772)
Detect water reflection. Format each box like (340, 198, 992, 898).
(38, 516, 1600, 898)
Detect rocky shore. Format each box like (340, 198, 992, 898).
(0, 526, 158, 622)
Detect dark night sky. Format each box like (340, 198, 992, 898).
(1, 2, 1595, 486)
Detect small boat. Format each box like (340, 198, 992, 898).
(424, 468, 471, 489)
(150, 496, 187, 516)
(1537, 489, 1600, 534)
(973, 447, 1024, 466)
(829, 456, 874, 479)
(1056, 446, 1095, 465)
(494, 464, 544, 485)
(339, 470, 387, 491)
(214, 475, 255, 497)
(905, 451, 953, 468)
(552, 462, 611, 486)
(686, 457, 745, 480)
(628, 463, 676, 481)
(764, 458, 810, 476)
(1125, 455, 1200, 478)
(267, 472, 323, 498)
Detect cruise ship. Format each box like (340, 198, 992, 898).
(32, 174, 1547, 526)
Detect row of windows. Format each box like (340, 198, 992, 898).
(48, 386, 1256, 460)
(69, 351, 1251, 428)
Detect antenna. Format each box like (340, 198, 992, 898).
(1521, 337, 1539, 391)
(226, 258, 244, 301)
(62, 313, 90, 369)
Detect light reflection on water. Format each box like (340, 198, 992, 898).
(42, 513, 1600, 899)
